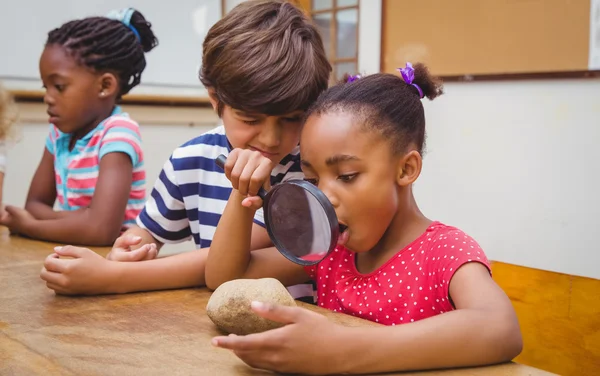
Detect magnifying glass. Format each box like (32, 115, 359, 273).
(215, 154, 347, 266)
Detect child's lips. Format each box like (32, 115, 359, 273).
(337, 224, 349, 246)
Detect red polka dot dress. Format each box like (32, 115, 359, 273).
(305, 222, 491, 326)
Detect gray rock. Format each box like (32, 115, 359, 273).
(206, 278, 297, 335)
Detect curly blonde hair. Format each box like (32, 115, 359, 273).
(0, 83, 18, 140)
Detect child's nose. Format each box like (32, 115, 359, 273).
(258, 120, 281, 148)
(319, 183, 339, 208)
(43, 92, 55, 106)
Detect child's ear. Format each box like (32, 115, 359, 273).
(396, 150, 422, 186)
(98, 73, 119, 99)
(207, 88, 219, 112)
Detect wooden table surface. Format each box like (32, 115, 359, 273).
(0, 229, 554, 375)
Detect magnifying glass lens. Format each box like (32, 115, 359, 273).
(267, 184, 333, 263)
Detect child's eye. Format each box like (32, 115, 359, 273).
(55, 84, 65, 92)
(243, 119, 260, 125)
(304, 178, 318, 186)
(283, 116, 302, 123)
(338, 173, 357, 183)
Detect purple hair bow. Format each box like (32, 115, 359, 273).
(346, 74, 361, 83)
(397, 62, 424, 99)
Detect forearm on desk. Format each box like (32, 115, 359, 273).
(110, 248, 209, 293)
(26, 201, 81, 220)
(23, 210, 119, 246)
(340, 308, 521, 374)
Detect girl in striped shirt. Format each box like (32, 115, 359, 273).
(0, 8, 157, 246)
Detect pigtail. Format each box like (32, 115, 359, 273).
(412, 63, 444, 100)
(130, 10, 158, 53)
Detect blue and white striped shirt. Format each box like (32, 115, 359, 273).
(136, 125, 304, 248)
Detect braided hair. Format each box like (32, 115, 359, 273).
(46, 9, 158, 97)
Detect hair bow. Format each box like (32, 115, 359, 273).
(396, 62, 424, 99)
(106, 8, 141, 42)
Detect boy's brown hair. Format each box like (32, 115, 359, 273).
(0, 83, 18, 140)
(200, 0, 331, 116)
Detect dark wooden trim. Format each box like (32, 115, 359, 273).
(11, 90, 212, 107)
(439, 70, 600, 82)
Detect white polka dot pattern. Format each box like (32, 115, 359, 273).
(304, 222, 491, 326)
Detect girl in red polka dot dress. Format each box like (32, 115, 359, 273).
(207, 63, 523, 375)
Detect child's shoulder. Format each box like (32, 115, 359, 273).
(426, 222, 478, 243)
(103, 112, 141, 132)
(423, 221, 488, 265)
(172, 125, 229, 160)
(163, 125, 229, 175)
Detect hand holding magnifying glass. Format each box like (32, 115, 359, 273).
(215, 154, 347, 265)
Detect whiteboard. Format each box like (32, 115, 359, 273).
(0, 0, 224, 98)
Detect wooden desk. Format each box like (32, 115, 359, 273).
(0, 230, 554, 375)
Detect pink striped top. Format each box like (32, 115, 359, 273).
(45, 106, 146, 228)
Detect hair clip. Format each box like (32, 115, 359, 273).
(397, 62, 424, 99)
(346, 74, 362, 83)
(106, 8, 141, 42)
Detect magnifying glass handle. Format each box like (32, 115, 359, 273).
(215, 154, 268, 199)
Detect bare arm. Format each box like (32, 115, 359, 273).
(23, 148, 72, 219)
(107, 220, 274, 293)
(205, 189, 307, 290)
(41, 221, 275, 295)
(20, 152, 134, 245)
(338, 263, 522, 373)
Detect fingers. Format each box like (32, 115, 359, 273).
(4, 205, 18, 215)
(45, 281, 75, 295)
(53, 245, 91, 259)
(145, 245, 158, 260)
(250, 301, 309, 325)
(212, 332, 270, 351)
(108, 244, 155, 262)
(241, 197, 263, 211)
(226, 149, 274, 196)
(113, 235, 143, 249)
(43, 253, 69, 273)
(40, 265, 68, 288)
(241, 158, 272, 196)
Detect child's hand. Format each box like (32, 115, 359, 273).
(224, 149, 275, 211)
(106, 234, 158, 262)
(0, 205, 36, 234)
(211, 302, 351, 375)
(40, 245, 121, 295)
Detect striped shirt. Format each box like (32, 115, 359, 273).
(137, 125, 316, 302)
(45, 106, 146, 228)
(137, 125, 304, 247)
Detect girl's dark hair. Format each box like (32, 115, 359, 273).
(46, 9, 158, 97)
(305, 63, 444, 155)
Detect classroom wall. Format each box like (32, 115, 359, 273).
(415, 78, 600, 280)
(5, 78, 600, 277)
